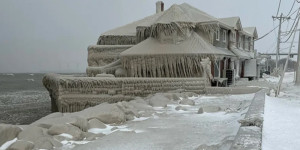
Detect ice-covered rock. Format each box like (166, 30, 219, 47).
(17, 126, 44, 142)
(33, 136, 62, 149)
(48, 124, 84, 140)
(83, 132, 105, 141)
(72, 103, 126, 124)
(163, 93, 181, 101)
(175, 106, 188, 111)
(7, 140, 34, 150)
(179, 98, 195, 106)
(148, 94, 172, 107)
(198, 106, 222, 114)
(88, 119, 106, 129)
(70, 116, 88, 132)
(0, 124, 22, 146)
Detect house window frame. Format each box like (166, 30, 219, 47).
(233, 31, 236, 41)
(223, 30, 227, 42)
(238, 36, 242, 48)
(216, 29, 220, 41)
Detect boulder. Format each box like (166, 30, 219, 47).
(198, 106, 222, 114)
(48, 124, 84, 140)
(179, 99, 195, 106)
(33, 116, 88, 132)
(17, 126, 44, 142)
(175, 106, 188, 111)
(83, 132, 105, 141)
(0, 124, 22, 146)
(7, 140, 34, 150)
(33, 136, 62, 149)
(148, 94, 172, 107)
(163, 93, 180, 101)
(88, 119, 106, 129)
(70, 116, 88, 132)
(32, 116, 76, 126)
(32, 112, 63, 124)
(72, 103, 126, 124)
(116, 101, 140, 121)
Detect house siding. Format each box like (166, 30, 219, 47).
(213, 28, 228, 48)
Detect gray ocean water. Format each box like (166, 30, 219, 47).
(0, 73, 51, 125)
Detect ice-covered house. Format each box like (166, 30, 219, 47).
(43, 2, 258, 112)
(87, 2, 258, 83)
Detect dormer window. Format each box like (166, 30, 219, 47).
(223, 31, 227, 42)
(216, 29, 220, 41)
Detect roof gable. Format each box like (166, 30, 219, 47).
(243, 27, 258, 39)
(218, 17, 243, 30)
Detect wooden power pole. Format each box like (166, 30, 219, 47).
(296, 30, 300, 85)
(273, 13, 290, 69)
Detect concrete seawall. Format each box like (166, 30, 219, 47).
(230, 89, 269, 150)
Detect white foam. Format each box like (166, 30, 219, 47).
(0, 138, 17, 150)
(59, 133, 73, 139)
(88, 125, 128, 135)
(134, 130, 145, 133)
(132, 117, 149, 122)
(26, 79, 35, 82)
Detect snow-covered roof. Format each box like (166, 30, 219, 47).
(218, 17, 242, 30)
(230, 48, 254, 59)
(102, 12, 163, 36)
(120, 31, 235, 57)
(155, 3, 217, 24)
(102, 3, 218, 36)
(243, 27, 258, 39)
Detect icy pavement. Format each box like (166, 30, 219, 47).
(68, 94, 254, 150)
(262, 95, 300, 150)
(262, 72, 300, 150)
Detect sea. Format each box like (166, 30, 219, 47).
(0, 73, 51, 125)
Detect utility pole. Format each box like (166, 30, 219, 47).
(273, 13, 290, 69)
(277, 16, 300, 96)
(296, 30, 300, 85)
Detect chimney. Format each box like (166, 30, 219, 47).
(156, 1, 164, 13)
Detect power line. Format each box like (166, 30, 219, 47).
(287, 0, 296, 16)
(281, 11, 300, 43)
(256, 7, 299, 41)
(276, 0, 282, 17)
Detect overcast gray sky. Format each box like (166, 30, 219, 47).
(0, 0, 298, 73)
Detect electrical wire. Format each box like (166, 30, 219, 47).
(276, 0, 282, 17)
(281, 10, 300, 43)
(287, 0, 296, 16)
(256, 7, 300, 41)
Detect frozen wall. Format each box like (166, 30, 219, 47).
(43, 74, 208, 112)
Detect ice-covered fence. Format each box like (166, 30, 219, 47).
(205, 87, 261, 95)
(43, 74, 207, 113)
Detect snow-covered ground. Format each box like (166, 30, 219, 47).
(67, 94, 254, 150)
(262, 72, 300, 150)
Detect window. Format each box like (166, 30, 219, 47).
(216, 29, 220, 41)
(233, 31, 236, 41)
(209, 30, 214, 44)
(238, 36, 242, 48)
(214, 60, 220, 77)
(223, 30, 227, 42)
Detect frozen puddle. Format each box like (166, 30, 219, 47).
(68, 94, 254, 150)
